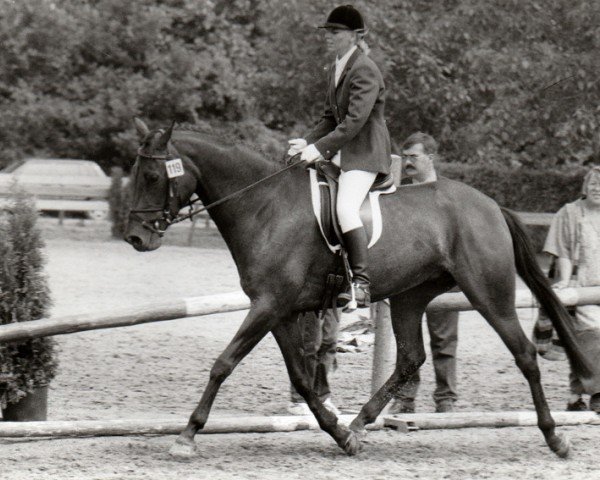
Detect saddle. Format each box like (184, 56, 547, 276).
(308, 161, 396, 315)
(309, 161, 396, 253)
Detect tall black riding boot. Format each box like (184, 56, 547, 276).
(337, 227, 370, 309)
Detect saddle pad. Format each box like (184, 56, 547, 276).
(309, 169, 396, 253)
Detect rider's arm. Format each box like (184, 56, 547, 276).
(305, 77, 337, 144)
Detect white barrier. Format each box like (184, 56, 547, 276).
(0, 291, 250, 343)
(1, 287, 600, 343)
(371, 287, 600, 393)
(0, 411, 598, 438)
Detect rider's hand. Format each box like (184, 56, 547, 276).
(552, 279, 570, 290)
(300, 144, 322, 164)
(287, 138, 307, 157)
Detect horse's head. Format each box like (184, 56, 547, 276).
(125, 118, 198, 252)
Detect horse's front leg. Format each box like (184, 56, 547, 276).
(170, 298, 284, 458)
(271, 318, 362, 455)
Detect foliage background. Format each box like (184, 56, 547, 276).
(0, 0, 598, 208)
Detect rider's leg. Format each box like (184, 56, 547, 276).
(336, 169, 377, 308)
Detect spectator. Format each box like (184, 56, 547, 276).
(542, 166, 600, 413)
(287, 309, 341, 415)
(388, 132, 459, 414)
(387, 306, 459, 413)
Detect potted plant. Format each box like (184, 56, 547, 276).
(0, 188, 57, 421)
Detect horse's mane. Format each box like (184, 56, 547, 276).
(173, 123, 285, 171)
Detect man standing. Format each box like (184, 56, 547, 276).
(287, 309, 341, 415)
(387, 132, 459, 414)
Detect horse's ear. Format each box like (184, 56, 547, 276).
(134, 117, 150, 140)
(157, 120, 176, 149)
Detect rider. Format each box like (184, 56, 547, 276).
(288, 4, 392, 308)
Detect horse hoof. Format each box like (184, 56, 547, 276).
(342, 431, 362, 456)
(169, 439, 197, 459)
(349, 425, 368, 440)
(549, 433, 571, 459)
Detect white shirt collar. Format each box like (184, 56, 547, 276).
(335, 45, 358, 70)
(335, 45, 358, 86)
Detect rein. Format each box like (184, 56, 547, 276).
(131, 150, 305, 236)
(170, 154, 305, 225)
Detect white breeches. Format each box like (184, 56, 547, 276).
(337, 169, 377, 233)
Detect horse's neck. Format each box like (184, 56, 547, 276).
(193, 148, 271, 201)
(176, 134, 290, 264)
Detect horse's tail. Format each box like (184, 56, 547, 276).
(500, 207, 592, 379)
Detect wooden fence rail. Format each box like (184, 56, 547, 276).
(1, 287, 599, 344)
(1, 411, 598, 438)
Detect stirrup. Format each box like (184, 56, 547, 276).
(337, 282, 370, 312)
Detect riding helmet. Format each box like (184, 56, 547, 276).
(319, 5, 366, 32)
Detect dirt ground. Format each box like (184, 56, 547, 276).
(1, 219, 599, 480)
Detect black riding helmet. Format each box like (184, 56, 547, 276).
(319, 4, 367, 33)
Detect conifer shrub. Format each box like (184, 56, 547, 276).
(0, 188, 57, 408)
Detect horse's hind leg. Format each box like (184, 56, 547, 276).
(350, 278, 454, 434)
(170, 299, 285, 458)
(271, 316, 362, 455)
(454, 265, 570, 457)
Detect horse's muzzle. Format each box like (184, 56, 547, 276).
(124, 220, 162, 252)
(125, 234, 146, 251)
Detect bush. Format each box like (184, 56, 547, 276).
(0, 188, 57, 408)
(438, 163, 585, 212)
(437, 163, 586, 251)
(0, 1, 598, 173)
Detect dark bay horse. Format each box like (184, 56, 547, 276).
(126, 119, 591, 459)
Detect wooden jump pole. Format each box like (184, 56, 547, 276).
(383, 410, 600, 431)
(1, 287, 600, 344)
(0, 291, 251, 343)
(0, 415, 383, 438)
(370, 287, 600, 396)
(0, 412, 597, 438)
(426, 286, 600, 313)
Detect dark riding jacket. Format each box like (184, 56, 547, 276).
(305, 48, 391, 175)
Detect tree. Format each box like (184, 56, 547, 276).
(0, 0, 597, 172)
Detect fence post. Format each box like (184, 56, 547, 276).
(187, 217, 198, 246)
(370, 301, 395, 395)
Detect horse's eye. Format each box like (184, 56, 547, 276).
(144, 171, 160, 183)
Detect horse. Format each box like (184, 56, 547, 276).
(125, 118, 591, 459)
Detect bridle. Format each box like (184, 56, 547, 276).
(129, 147, 306, 237)
(128, 148, 196, 236)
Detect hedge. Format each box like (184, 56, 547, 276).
(438, 163, 585, 213)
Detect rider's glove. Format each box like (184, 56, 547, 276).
(287, 138, 307, 157)
(300, 144, 322, 164)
